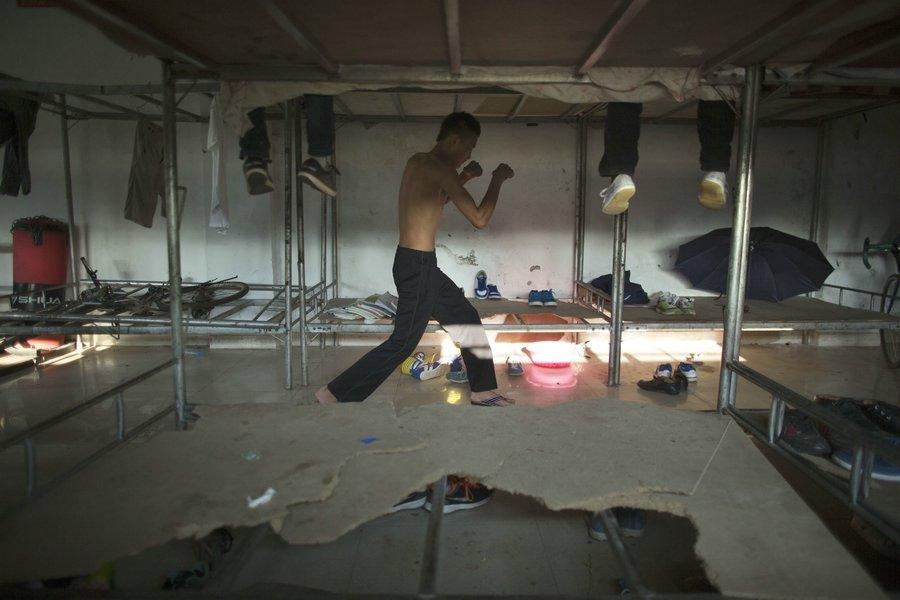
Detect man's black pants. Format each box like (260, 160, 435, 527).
(327, 247, 497, 402)
(598, 100, 736, 177)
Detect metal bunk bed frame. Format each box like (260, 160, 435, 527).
(2, 0, 900, 592)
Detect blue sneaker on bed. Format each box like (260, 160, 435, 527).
(487, 284, 502, 300)
(832, 436, 900, 482)
(540, 289, 558, 306)
(677, 362, 697, 382)
(528, 290, 543, 306)
(475, 270, 488, 299)
(654, 363, 673, 378)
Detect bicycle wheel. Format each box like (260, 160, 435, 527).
(184, 282, 250, 308)
(880, 274, 900, 368)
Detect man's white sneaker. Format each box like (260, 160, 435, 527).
(600, 174, 636, 215)
(699, 171, 727, 210)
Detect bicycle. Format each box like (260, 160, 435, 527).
(80, 258, 250, 319)
(863, 236, 900, 367)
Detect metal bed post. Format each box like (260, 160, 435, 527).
(161, 60, 188, 429)
(283, 100, 294, 390)
(331, 143, 339, 347)
(294, 98, 310, 386)
(320, 188, 327, 351)
(418, 475, 447, 598)
(607, 212, 627, 386)
(802, 120, 829, 344)
(573, 117, 587, 297)
(717, 64, 763, 413)
(58, 94, 83, 350)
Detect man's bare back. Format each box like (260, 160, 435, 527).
(398, 148, 514, 252)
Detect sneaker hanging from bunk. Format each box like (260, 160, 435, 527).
(243, 158, 274, 195)
(699, 171, 728, 210)
(599, 174, 636, 215)
(299, 158, 338, 197)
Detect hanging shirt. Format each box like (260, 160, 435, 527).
(206, 99, 230, 234)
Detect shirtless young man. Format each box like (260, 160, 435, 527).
(316, 112, 515, 407)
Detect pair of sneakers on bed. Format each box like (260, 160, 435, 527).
(600, 171, 727, 216)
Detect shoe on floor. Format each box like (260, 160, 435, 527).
(446, 356, 468, 384)
(425, 476, 493, 513)
(637, 376, 681, 395)
(402, 352, 443, 380)
(817, 397, 900, 481)
(390, 490, 428, 513)
(864, 401, 900, 435)
(475, 270, 489, 299)
(655, 292, 680, 316)
(831, 438, 900, 482)
(299, 158, 337, 197)
(470, 393, 515, 407)
(600, 174, 636, 215)
(243, 158, 275, 195)
(507, 356, 525, 377)
(654, 363, 673, 378)
(588, 508, 646, 541)
(675, 296, 695, 315)
(817, 397, 882, 450)
(411, 360, 445, 381)
(528, 290, 543, 306)
(401, 352, 428, 375)
(540, 289, 558, 306)
(677, 362, 697, 382)
(487, 284, 502, 300)
(780, 410, 831, 456)
(699, 171, 727, 210)
(673, 371, 689, 392)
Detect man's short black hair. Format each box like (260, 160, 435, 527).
(437, 112, 481, 141)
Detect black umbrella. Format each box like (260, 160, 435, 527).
(675, 227, 834, 301)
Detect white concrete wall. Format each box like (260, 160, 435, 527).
(816, 103, 900, 310)
(583, 121, 818, 298)
(335, 121, 575, 299)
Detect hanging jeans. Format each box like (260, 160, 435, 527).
(598, 100, 735, 177)
(327, 247, 498, 403)
(0, 94, 40, 196)
(124, 119, 165, 228)
(238, 95, 335, 162)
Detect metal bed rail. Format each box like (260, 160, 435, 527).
(821, 283, 894, 311)
(0, 280, 332, 335)
(725, 361, 900, 546)
(0, 358, 176, 518)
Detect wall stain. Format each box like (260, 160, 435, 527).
(437, 244, 478, 265)
(529, 265, 541, 272)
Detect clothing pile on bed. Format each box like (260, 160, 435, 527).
(324, 292, 399, 322)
